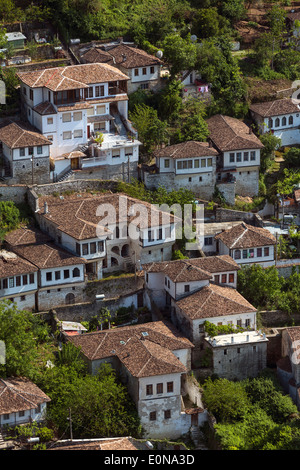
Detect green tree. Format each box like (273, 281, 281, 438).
(0, 201, 20, 241)
(160, 33, 197, 78)
(284, 147, 300, 169)
(259, 132, 281, 173)
(129, 104, 168, 155)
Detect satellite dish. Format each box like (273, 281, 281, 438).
(190, 35, 197, 42)
(156, 50, 163, 59)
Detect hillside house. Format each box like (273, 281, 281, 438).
(80, 40, 163, 94)
(29, 191, 179, 280)
(214, 222, 277, 267)
(141, 141, 219, 199)
(207, 114, 264, 198)
(68, 320, 207, 439)
(0, 377, 50, 428)
(250, 99, 300, 147)
(5, 226, 86, 311)
(5, 32, 26, 49)
(143, 255, 240, 310)
(0, 250, 38, 311)
(0, 120, 52, 184)
(17, 63, 141, 181)
(278, 327, 300, 409)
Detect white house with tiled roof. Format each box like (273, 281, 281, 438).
(5, 226, 86, 310)
(0, 250, 38, 310)
(0, 377, 50, 428)
(215, 222, 277, 267)
(141, 141, 219, 199)
(17, 63, 141, 181)
(207, 114, 264, 198)
(79, 39, 163, 93)
(68, 321, 207, 439)
(0, 120, 52, 184)
(250, 98, 300, 147)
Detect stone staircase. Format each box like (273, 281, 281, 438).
(190, 425, 208, 450)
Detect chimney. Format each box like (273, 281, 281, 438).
(44, 202, 48, 214)
(118, 37, 123, 44)
(231, 336, 234, 343)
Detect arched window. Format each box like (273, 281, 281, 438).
(282, 116, 286, 126)
(289, 115, 294, 125)
(268, 118, 273, 128)
(72, 267, 80, 278)
(275, 118, 280, 127)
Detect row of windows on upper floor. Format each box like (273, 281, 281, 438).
(233, 247, 271, 260)
(268, 115, 296, 128)
(45, 267, 82, 282)
(0, 273, 35, 290)
(229, 150, 256, 164)
(163, 157, 213, 170)
(133, 66, 156, 77)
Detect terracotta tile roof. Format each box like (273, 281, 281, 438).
(0, 250, 38, 278)
(33, 101, 57, 115)
(214, 222, 276, 249)
(0, 377, 50, 415)
(143, 255, 240, 281)
(12, 242, 85, 269)
(68, 321, 193, 377)
(5, 225, 53, 246)
(176, 283, 256, 320)
(83, 44, 162, 69)
(287, 9, 300, 21)
(51, 437, 143, 450)
(143, 259, 212, 282)
(37, 192, 179, 240)
(17, 63, 129, 91)
(250, 99, 300, 118)
(154, 141, 219, 159)
(207, 114, 264, 152)
(0, 120, 52, 149)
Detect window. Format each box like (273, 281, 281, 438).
(112, 149, 120, 158)
(157, 383, 163, 394)
(64, 269, 70, 279)
(47, 135, 53, 142)
(194, 159, 199, 168)
(253, 346, 256, 352)
(22, 275, 28, 285)
(228, 273, 234, 283)
(244, 152, 249, 161)
(73, 111, 82, 121)
(184, 284, 190, 293)
(149, 411, 156, 421)
(95, 85, 104, 97)
(150, 66, 155, 73)
(98, 241, 104, 252)
(63, 131, 72, 140)
(19, 148, 25, 157)
(275, 117, 280, 127)
(204, 237, 213, 246)
(55, 271, 61, 281)
(148, 230, 154, 242)
(87, 107, 94, 116)
(199, 176, 202, 182)
(164, 410, 171, 419)
(142, 67, 147, 75)
(28, 147, 33, 155)
(201, 159, 206, 167)
(257, 247, 262, 257)
(264, 247, 270, 257)
(268, 118, 273, 128)
(164, 159, 170, 168)
(134, 68, 139, 76)
(140, 83, 149, 90)
(207, 158, 212, 167)
(243, 249, 248, 259)
(74, 129, 83, 138)
(30, 89, 33, 101)
(146, 384, 153, 395)
(289, 116, 294, 125)
(47, 117, 53, 125)
(3, 279, 8, 289)
(249, 249, 254, 258)
(167, 382, 173, 393)
(250, 151, 256, 161)
(237, 319, 242, 327)
(9, 277, 14, 288)
(73, 267, 80, 278)
(236, 152, 242, 162)
(86, 86, 93, 98)
(16, 276, 21, 287)
(46, 272, 52, 282)
(229, 153, 235, 163)
(62, 113, 71, 122)
(188, 177, 192, 182)
(20, 296, 26, 302)
(221, 274, 227, 283)
(37, 146, 42, 155)
(82, 244, 89, 255)
(214, 274, 220, 284)
(224, 349, 227, 355)
(245, 319, 250, 327)
(90, 242, 97, 254)
(96, 105, 106, 115)
(282, 116, 287, 126)
(76, 243, 81, 255)
(234, 249, 241, 260)
(158, 228, 163, 240)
